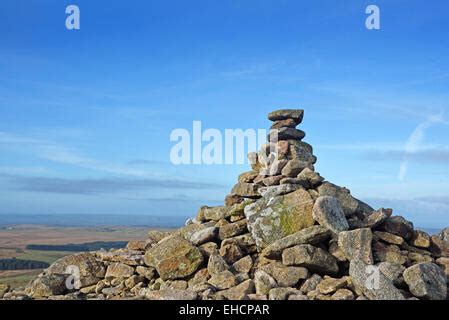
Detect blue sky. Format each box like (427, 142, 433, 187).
(0, 0, 448, 228)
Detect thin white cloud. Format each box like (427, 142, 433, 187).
(399, 112, 448, 181)
(0, 132, 154, 177)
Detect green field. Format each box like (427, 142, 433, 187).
(0, 270, 42, 288)
(16, 250, 74, 264)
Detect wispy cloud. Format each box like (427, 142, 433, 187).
(364, 148, 449, 164)
(0, 174, 226, 195)
(126, 159, 169, 166)
(0, 132, 153, 177)
(399, 113, 448, 181)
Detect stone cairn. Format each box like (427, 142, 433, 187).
(2, 109, 448, 301)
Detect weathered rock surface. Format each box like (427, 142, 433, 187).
(312, 196, 349, 234)
(338, 228, 373, 264)
(282, 244, 339, 275)
(349, 260, 405, 300)
(403, 262, 447, 300)
(245, 188, 315, 249)
(317, 182, 373, 217)
(144, 236, 203, 280)
(268, 109, 304, 123)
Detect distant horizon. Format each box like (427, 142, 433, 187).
(0, 213, 445, 232)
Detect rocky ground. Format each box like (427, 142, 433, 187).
(1, 109, 448, 300)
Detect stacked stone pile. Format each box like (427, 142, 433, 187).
(2, 109, 448, 301)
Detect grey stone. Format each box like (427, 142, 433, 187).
(258, 184, 301, 198)
(300, 274, 323, 294)
(317, 182, 373, 217)
(377, 262, 405, 287)
(282, 244, 339, 275)
(312, 196, 349, 234)
(255, 270, 278, 295)
(142, 289, 197, 300)
(144, 236, 203, 280)
(261, 225, 331, 259)
(268, 287, 302, 300)
(381, 216, 414, 240)
(268, 128, 305, 142)
(231, 182, 261, 198)
(268, 109, 304, 123)
(349, 260, 405, 300)
(338, 228, 373, 264)
(403, 262, 447, 300)
(190, 227, 218, 245)
(207, 253, 229, 275)
(244, 188, 315, 249)
(260, 262, 308, 287)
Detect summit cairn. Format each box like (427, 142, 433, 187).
(2, 109, 448, 301)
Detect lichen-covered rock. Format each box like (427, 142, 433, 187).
(105, 263, 135, 279)
(219, 243, 243, 264)
(282, 244, 339, 275)
(316, 276, 349, 294)
(96, 249, 144, 266)
(245, 188, 315, 249)
(232, 255, 253, 274)
(271, 118, 298, 129)
(219, 219, 247, 240)
(374, 231, 404, 245)
(258, 184, 301, 198)
(317, 182, 373, 217)
(268, 128, 305, 142)
(338, 228, 373, 264)
(208, 270, 237, 290)
(377, 262, 405, 287)
(439, 227, 449, 244)
(144, 236, 203, 280)
(260, 262, 308, 287)
(230, 182, 261, 198)
(142, 288, 198, 300)
(381, 216, 414, 240)
(300, 274, 323, 294)
(261, 225, 330, 259)
(43, 252, 106, 289)
(215, 279, 255, 300)
(268, 287, 302, 300)
(372, 241, 408, 265)
(410, 230, 431, 249)
(255, 270, 278, 295)
(429, 235, 449, 257)
(359, 208, 392, 229)
(268, 109, 304, 123)
(296, 167, 323, 188)
(197, 205, 231, 221)
(312, 196, 349, 234)
(26, 274, 67, 298)
(349, 260, 405, 300)
(280, 159, 309, 177)
(331, 289, 355, 300)
(136, 266, 155, 280)
(403, 262, 447, 300)
(190, 227, 218, 245)
(0, 284, 10, 299)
